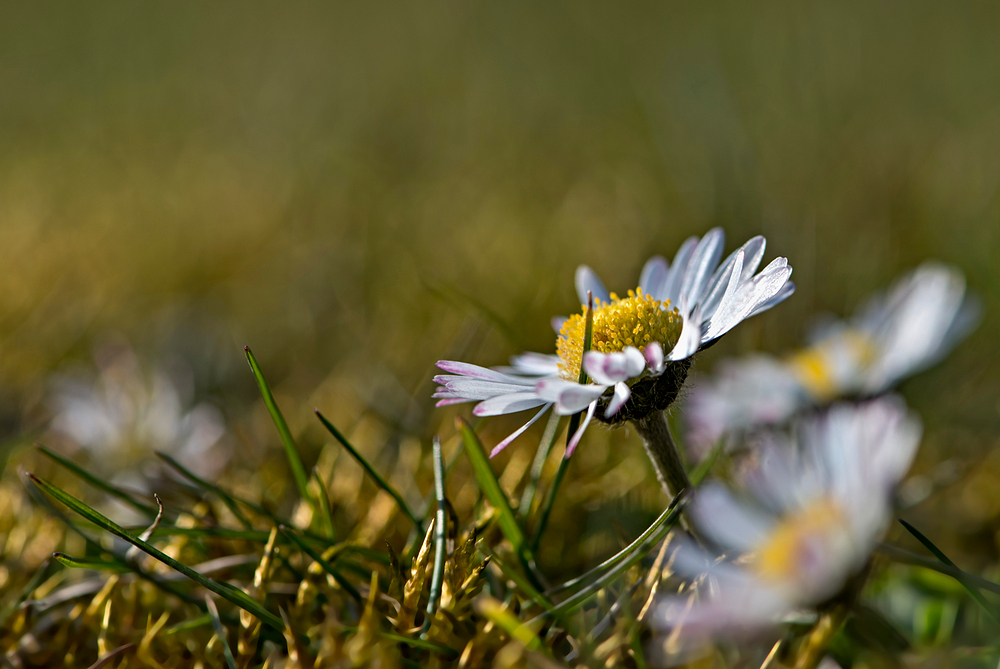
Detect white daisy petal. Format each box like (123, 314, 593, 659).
(639, 255, 669, 298)
(690, 483, 775, 551)
(662, 236, 700, 304)
(435, 361, 537, 385)
(575, 265, 611, 305)
(472, 392, 549, 416)
(605, 381, 631, 418)
(667, 304, 704, 361)
(642, 341, 665, 374)
(495, 352, 563, 377)
(678, 227, 725, 308)
(535, 379, 607, 414)
(551, 316, 568, 334)
(489, 405, 552, 457)
(699, 249, 744, 323)
(565, 400, 598, 457)
(437, 378, 538, 401)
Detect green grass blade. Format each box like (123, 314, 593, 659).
(688, 438, 725, 487)
(278, 525, 362, 602)
(530, 295, 592, 552)
(205, 595, 239, 669)
(475, 596, 544, 652)
(36, 444, 158, 517)
(488, 552, 554, 610)
(529, 496, 685, 623)
(423, 436, 448, 631)
(546, 491, 686, 599)
(0, 557, 58, 628)
(52, 552, 129, 573)
(26, 472, 285, 632)
(530, 456, 569, 554)
(519, 412, 563, 519)
(244, 346, 311, 507)
(164, 613, 213, 635)
(312, 466, 335, 539)
(155, 451, 254, 529)
(315, 408, 424, 531)
(899, 519, 1000, 623)
(877, 543, 1000, 596)
(458, 418, 544, 591)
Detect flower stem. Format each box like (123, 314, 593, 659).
(633, 411, 691, 498)
(792, 606, 848, 669)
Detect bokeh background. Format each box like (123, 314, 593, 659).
(2, 0, 999, 629)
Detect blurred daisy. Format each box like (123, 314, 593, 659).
(685, 262, 978, 452)
(49, 343, 228, 479)
(434, 228, 794, 456)
(653, 398, 921, 650)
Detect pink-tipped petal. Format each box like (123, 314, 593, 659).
(644, 341, 665, 374)
(489, 405, 551, 458)
(605, 381, 630, 418)
(565, 400, 598, 458)
(552, 316, 568, 334)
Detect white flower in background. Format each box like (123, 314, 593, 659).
(653, 398, 921, 648)
(791, 262, 979, 399)
(434, 228, 795, 456)
(49, 344, 228, 479)
(685, 262, 978, 452)
(684, 355, 806, 457)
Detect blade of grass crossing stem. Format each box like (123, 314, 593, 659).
(315, 409, 424, 532)
(531, 294, 592, 552)
(26, 473, 285, 633)
(546, 491, 686, 598)
(278, 525, 362, 602)
(155, 451, 254, 529)
(899, 519, 1000, 623)
(475, 596, 544, 652)
(244, 346, 311, 509)
(205, 595, 239, 669)
(312, 466, 335, 540)
(530, 499, 685, 623)
(36, 444, 158, 517)
(519, 412, 563, 519)
(422, 437, 448, 635)
(458, 418, 543, 591)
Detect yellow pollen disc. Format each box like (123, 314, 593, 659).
(751, 499, 848, 582)
(557, 287, 683, 380)
(788, 331, 878, 401)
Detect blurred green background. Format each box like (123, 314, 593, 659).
(1, 1, 999, 575)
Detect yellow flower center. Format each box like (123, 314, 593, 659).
(788, 330, 878, 401)
(556, 288, 683, 380)
(751, 499, 849, 583)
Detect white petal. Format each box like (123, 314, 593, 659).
(678, 228, 725, 308)
(662, 236, 700, 304)
(667, 304, 704, 360)
(703, 264, 793, 342)
(489, 405, 552, 457)
(551, 316, 568, 334)
(565, 400, 598, 457)
(473, 392, 548, 416)
(690, 483, 775, 551)
(583, 348, 646, 385)
(535, 379, 607, 414)
(644, 341, 665, 374)
(499, 352, 562, 377)
(699, 249, 744, 322)
(436, 378, 538, 401)
(605, 381, 630, 418)
(435, 361, 537, 385)
(639, 255, 669, 299)
(575, 265, 611, 306)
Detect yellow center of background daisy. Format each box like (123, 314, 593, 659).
(751, 499, 849, 582)
(556, 288, 683, 380)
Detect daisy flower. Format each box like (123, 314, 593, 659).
(49, 344, 228, 479)
(684, 262, 978, 452)
(434, 227, 794, 458)
(652, 397, 921, 651)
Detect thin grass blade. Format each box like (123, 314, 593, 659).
(36, 444, 158, 517)
(244, 346, 311, 508)
(205, 595, 239, 669)
(156, 450, 255, 529)
(26, 472, 285, 632)
(312, 466, 335, 539)
(315, 408, 423, 531)
(278, 525, 361, 602)
(422, 436, 447, 634)
(899, 519, 1000, 622)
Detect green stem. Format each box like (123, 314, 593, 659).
(633, 411, 691, 498)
